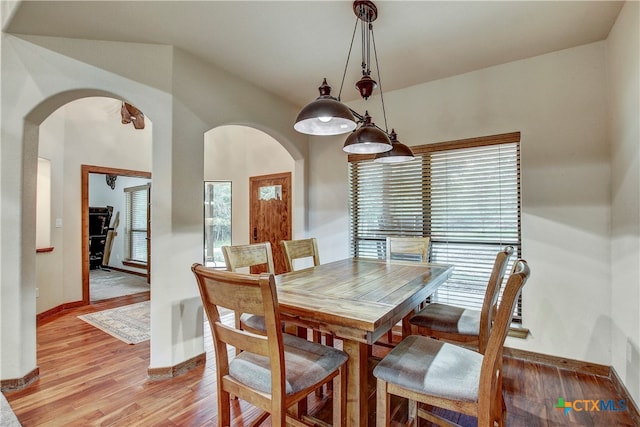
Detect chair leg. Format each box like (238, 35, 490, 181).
(322, 334, 335, 393)
(218, 390, 231, 427)
(326, 333, 334, 347)
(492, 371, 506, 426)
(497, 390, 507, 427)
(376, 379, 390, 427)
(407, 399, 418, 427)
(311, 330, 327, 398)
(234, 310, 242, 356)
(333, 367, 347, 427)
(295, 395, 308, 419)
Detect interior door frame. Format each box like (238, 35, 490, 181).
(81, 165, 151, 304)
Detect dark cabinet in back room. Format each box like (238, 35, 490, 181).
(88, 206, 113, 269)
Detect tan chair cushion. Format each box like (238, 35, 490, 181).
(229, 333, 348, 395)
(373, 335, 482, 402)
(409, 303, 480, 336)
(240, 313, 265, 332)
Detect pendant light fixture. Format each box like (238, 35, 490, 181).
(294, 1, 413, 161)
(343, 111, 390, 154)
(374, 129, 415, 163)
(293, 78, 357, 136)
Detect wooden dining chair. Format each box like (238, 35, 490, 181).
(280, 237, 321, 272)
(385, 236, 431, 342)
(409, 246, 514, 354)
(221, 242, 275, 335)
(373, 259, 530, 427)
(280, 238, 332, 344)
(191, 264, 348, 427)
(386, 236, 431, 263)
(281, 238, 335, 398)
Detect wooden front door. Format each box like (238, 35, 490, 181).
(249, 172, 291, 274)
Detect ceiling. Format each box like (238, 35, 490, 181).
(5, 1, 624, 107)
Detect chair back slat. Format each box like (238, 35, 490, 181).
(280, 238, 320, 272)
(478, 245, 515, 354)
(386, 236, 431, 263)
(212, 322, 270, 357)
(199, 272, 267, 315)
(222, 242, 275, 273)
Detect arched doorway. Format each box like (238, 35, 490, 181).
(203, 125, 297, 271)
(36, 96, 152, 312)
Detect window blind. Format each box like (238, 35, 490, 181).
(124, 184, 149, 263)
(348, 132, 521, 320)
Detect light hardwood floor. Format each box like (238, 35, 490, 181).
(4, 294, 638, 426)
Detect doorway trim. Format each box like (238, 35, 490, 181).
(81, 165, 151, 304)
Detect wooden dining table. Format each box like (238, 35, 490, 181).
(275, 257, 454, 426)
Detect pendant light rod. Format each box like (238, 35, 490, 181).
(338, 15, 361, 101)
(370, 26, 388, 134)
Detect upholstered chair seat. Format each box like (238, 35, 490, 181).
(409, 303, 481, 337)
(239, 312, 266, 333)
(230, 333, 348, 395)
(373, 335, 482, 402)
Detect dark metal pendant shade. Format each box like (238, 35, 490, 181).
(374, 129, 415, 163)
(294, 79, 357, 135)
(343, 112, 392, 154)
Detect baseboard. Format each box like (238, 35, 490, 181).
(0, 367, 39, 392)
(36, 300, 85, 323)
(147, 353, 206, 381)
(504, 346, 640, 423)
(609, 366, 640, 425)
(503, 346, 611, 377)
(103, 265, 147, 278)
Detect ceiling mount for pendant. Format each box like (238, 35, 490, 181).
(353, 0, 377, 23)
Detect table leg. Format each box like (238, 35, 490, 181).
(342, 339, 369, 426)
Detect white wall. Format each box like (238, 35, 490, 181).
(607, 1, 640, 405)
(309, 42, 613, 365)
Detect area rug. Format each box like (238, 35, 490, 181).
(1, 392, 21, 426)
(78, 301, 149, 344)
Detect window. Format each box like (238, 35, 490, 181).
(204, 181, 231, 268)
(124, 184, 150, 263)
(348, 132, 522, 320)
